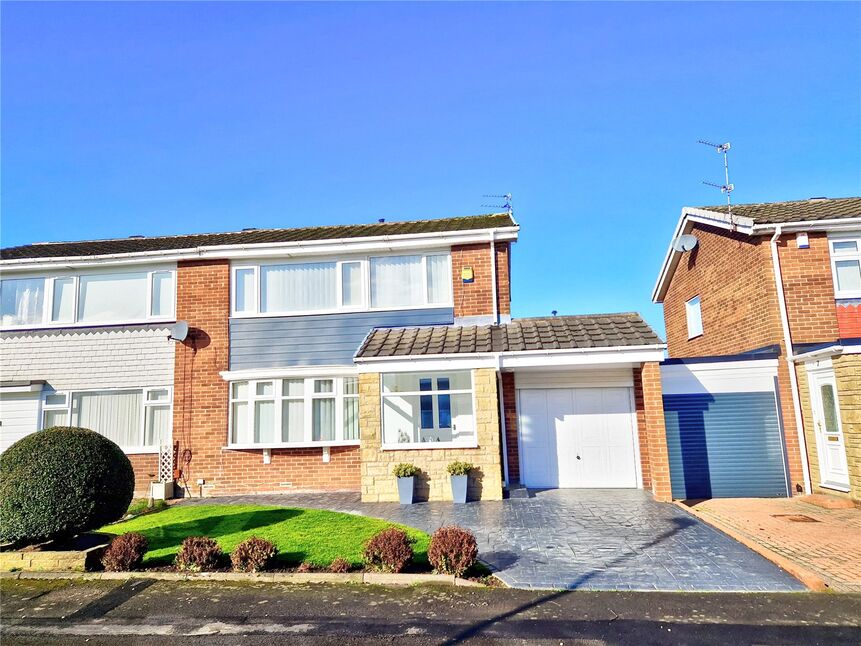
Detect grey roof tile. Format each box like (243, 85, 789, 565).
(694, 196, 861, 225)
(355, 312, 664, 358)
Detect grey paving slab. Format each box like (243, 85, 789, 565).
(182, 489, 807, 592)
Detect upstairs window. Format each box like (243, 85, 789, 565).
(232, 253, 451, 316)
(685, 296, 703, 339)
(1, 269, 175, 329)
(830, 235, 861, 299)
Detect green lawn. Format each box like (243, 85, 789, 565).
(101, 504, 430, 568)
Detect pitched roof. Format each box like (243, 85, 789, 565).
(694, 196, 861, 225)
(1, 212, 516, 261)
(355, 313, 664, 359)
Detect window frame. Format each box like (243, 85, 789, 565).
(39, 386, 173, 454)
(685, 295, 703, 339)
(229, 252, 453, 318)
(1, 267, 177, 331)
(380, 371, 477, 450)
(227, 375, 361, 449)
(829, 233, 861, 299)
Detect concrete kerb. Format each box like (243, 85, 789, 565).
(673, 501, 827, 592)
(1, 569, 485, 587)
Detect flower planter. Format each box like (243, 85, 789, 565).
(151, 481, 175, 500)
(450, 474, 468, 503)
(396, 476, 414, 505)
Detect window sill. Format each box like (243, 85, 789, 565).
(225, 440, 361, 450)
(1, 319, 176, 333)
(381, 440, 479, 451)
(122, 447, 161, 455)
(819, 481, 851, 493)
(687, 332, 703, 340)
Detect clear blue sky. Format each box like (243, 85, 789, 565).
(3, 2, 860, 334)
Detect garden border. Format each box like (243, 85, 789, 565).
(0, 570, 485, 587)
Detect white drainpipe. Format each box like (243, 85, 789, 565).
(769, 225, 812, 494)
(497, 359, 510, 487)
(489, 232, 499, 325)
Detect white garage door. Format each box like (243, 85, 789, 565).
(0, 392, 40, 452)
(518, 387, 639, 488)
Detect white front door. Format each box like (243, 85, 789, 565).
(809, 368, 851, 491)
(518, 387, 639, 488)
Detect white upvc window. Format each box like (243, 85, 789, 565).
(228, 376, 360, 448)
(685, 296, 703, 339)
(380, 370, 476, 449)
(0, 268, 176, 330)
(40, 387, 172, 453)
(829, 234, 861, 299)
(230, 252, 452, 317)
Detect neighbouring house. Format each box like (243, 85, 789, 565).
(653, 196, 861, 503)
(0, 212, 673, 501)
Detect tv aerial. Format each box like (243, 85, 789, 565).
(698, 139, 735, 221)
(482, 193, 512, 214)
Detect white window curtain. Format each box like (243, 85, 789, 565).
(261, 263, 337, 313)
(144, 405, 171, 446)
(341, 262, 363, 307)
(371, 255, 423, 308)
(78, 273, 148, 323)
(72, 390, 143, 448)
(312, 398, 335, 441)
(150, 271, 175, 318)
(234, 268, 255, 313)
(426, 255, 451, 304)
(52, 278, 76, 323)
(1, 278, 45, 326)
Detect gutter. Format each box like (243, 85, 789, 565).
(769, 225, 812, 495)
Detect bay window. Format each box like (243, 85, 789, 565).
(0, 268, 176, 329)
(830, 235, 861, 298)
(40, 387, 171, 452)
(381, 371, 475, 448)
(229, 376, 359, 446)
(231, 252, 451, 316)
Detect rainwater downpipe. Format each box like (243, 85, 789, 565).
(497, 354, 510, 487)
(769, 225, 813, 494)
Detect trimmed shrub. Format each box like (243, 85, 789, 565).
(362, 527, 414, 573)
(230, 537, 278, 573)
(446, 461, 473, 477)
(0, 427, 135, 545)
(101, 533, 149, 572)
(329, 557, 351, 573)
(392, 463, 418, 478)
(428, 526, 478, 577)
(174, 536, 222, 572)
(296, 561, 314, 573)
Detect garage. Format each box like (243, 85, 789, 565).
(517, 378, 640, 489)
(0, 381, 44, 452)
(661, 359, 790, 499)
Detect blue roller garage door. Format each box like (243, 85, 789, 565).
(663, 391, 790, 499)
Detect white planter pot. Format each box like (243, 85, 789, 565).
(396, 477, 414, 505)
(151, 481, 175, 501)
(450, 474, 468, 503)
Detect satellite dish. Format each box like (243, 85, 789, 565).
(169, 321, 189, 342)
(671, 234, 699, 253)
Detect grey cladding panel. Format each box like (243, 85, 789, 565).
(229, 308, 454, 370)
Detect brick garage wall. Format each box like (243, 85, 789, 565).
(776, 232, 839, 345)
(797, 356, 861, 503)
(359, 368, 503, 502)
(501, 372, 519, 482)
(632, 367, 652, 490)
(172, 259, 361, 496)
(451, 242, 511, 319)
(638, 362, 671, 501)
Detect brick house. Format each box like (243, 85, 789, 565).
(1, 212, 671, 501)
(653, 196, 861, 503)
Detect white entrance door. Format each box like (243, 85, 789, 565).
(809, 369, 850, 491)
(518, 387, 638, 488)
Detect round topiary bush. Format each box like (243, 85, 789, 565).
(0, 427, 135, 545)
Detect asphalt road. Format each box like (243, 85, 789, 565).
(2, 578, 860, 645)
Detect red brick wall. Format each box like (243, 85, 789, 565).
(129, 454, 159, 497)
(451, 242, 511, 319)
(632, 367, 652, 490)
(663, 223, 782, 358)
(171, 259, 361, 496)
(776, 232, 839, 344)
(501, 372, 519, 482)
(837, 303, 861, 338)
(638, 362, 671, 500)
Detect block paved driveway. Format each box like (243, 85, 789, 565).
(186, 489, 806, 592)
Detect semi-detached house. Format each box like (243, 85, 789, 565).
(1, 213, 674, 502)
